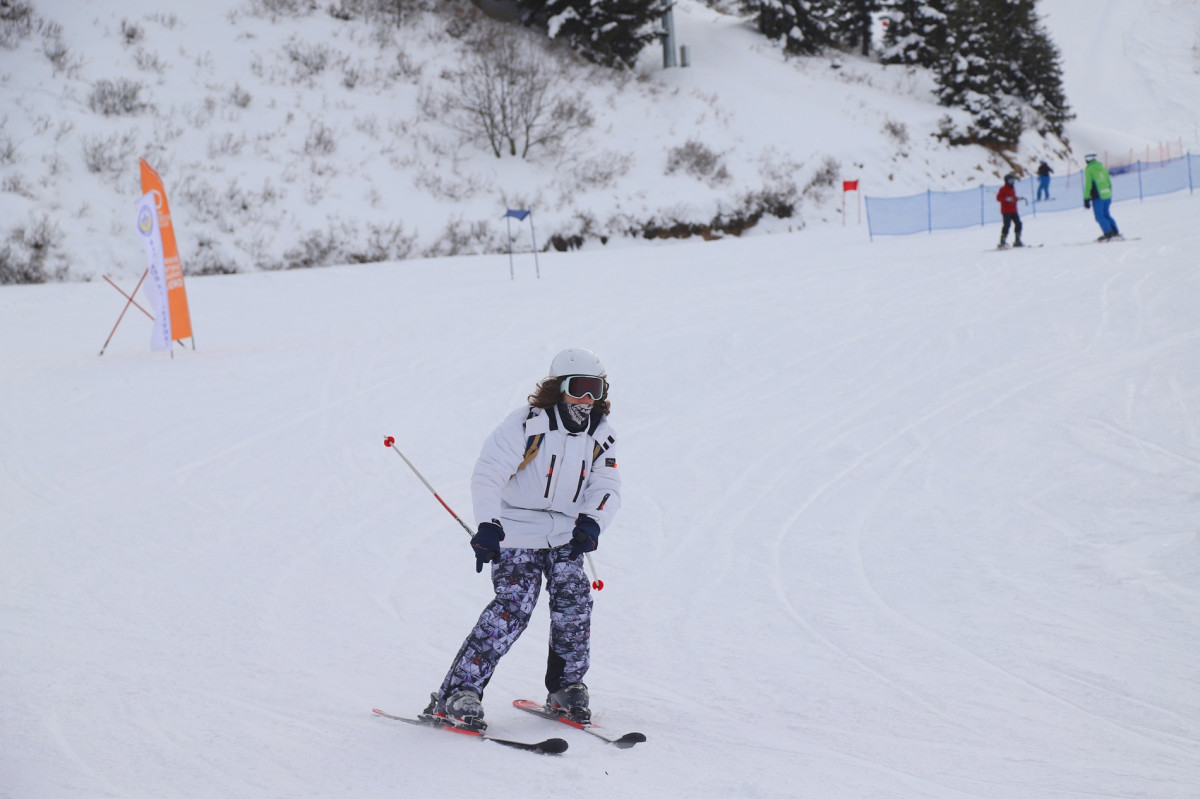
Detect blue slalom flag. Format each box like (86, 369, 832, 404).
(504, 209, 531, 221)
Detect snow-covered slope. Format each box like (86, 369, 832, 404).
(1041, 0, 1200, 157)
(3, 189, 1199, 797)
(2, 0, 1196, 282)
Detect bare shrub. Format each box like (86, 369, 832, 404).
(82, 131, 137, 175)
(441, 29, 593, 160)
(247, 0, 318, 19)
(883, 118, 909, 147)
(351, 221, 418, 263)
(284, 227, 340, 269)
(88, 79, 148, 116)
(190, 235, 241, 275)
(0, 129, 16, 164)
(327, 0, 416, 26)
(149, 12, 179, 29)
(563, 150, 634, 191)
(390, 49, 419, 81)
(412, 167, 490, 202)
(0, 213, 64, 284)
(134, 47, 167, 74)
(40, 22, 80, 76)
(0, 1, 35, 49)
(285, 37, 338, 82)
(354, 114, 379, 139)
(2, 173, 32, 196)
(225, 82, 252, 109)
(120, 18, 143, 45)
(304, 121, 337, 156)
(423, 216, 493, 257)
(803, 155, 841, 199)
(207, 131, 247, 158)
(665, 138, 730, 185)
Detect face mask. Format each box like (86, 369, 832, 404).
(563, 401, 593, 427)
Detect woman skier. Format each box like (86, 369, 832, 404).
(422, 347, 621, 729)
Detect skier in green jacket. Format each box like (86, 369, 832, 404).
(1082, 154, 1122, 242)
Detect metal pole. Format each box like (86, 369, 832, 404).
(528, 212, 540, 279)
(506, 216, 514, 280)
(662, 5, 677, 68)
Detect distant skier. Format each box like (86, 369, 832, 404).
(1082, 154, 1122, 241)
(1036, 161, 1053, 202)
(421, 348, 621, 730)
(996, 173, 1025, 249)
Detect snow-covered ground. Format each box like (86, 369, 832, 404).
(3, 190, 1199, 797)
(4, 1, 1200, 797)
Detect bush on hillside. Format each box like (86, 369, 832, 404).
(88, 79, 148, 116)
(440, 28, 593, 160)
(0, 214, 65, 285)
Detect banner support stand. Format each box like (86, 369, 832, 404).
(99, 270, 189, 355)
(99, 270, 149, 356)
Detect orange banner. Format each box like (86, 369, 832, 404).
(139, 159, 192, 342)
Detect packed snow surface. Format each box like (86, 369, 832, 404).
(3, 193, 1199, 797)
(3, 1, 1200, 797)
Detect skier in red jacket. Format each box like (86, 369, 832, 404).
(996, 174, 1026, 249)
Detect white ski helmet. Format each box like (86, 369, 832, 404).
(549, 347, 605, 378)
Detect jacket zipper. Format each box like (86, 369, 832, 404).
(572, 460, 586, 502)
(543, 454, 557, 498)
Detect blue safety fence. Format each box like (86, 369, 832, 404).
(865, 153, 1198, 239)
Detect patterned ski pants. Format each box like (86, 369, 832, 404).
(439, 546, 593, 700)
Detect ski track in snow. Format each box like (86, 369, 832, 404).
(3, 195, 1200, 798)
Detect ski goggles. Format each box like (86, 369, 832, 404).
(559, 374, 607, 401)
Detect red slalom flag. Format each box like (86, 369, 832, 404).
(842, 179, 859, 192)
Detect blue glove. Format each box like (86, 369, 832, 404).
(569, 515, 600, 559)
(471, 522, 505, 573)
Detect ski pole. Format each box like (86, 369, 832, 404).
(586, 553, 603, 591)
(384, 435, 605, 591)
(383, 436, 472, 537)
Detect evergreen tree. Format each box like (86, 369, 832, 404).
(879, 0, 950, 68)
(1004, 3, 1073, 138)
(828, 0, 881, 56)
(933, 0, 1070, 149)
(516, 0, 668, 69)
(755, 0, 835, 56)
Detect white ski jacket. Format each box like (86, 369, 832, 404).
(471, 404, 621, 549)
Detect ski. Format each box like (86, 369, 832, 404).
(372, 708, 568, 755)
(512, 699, 647, 749)
(990, 244, 1043, 251)
(1064, 235, 1139, 246)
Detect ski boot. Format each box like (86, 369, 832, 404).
(547, 683, 590, 723)
(422, 689, 486, 731)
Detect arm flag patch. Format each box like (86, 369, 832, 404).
(605, 458, 617, 468)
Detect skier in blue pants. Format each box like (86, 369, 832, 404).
(1036, 161, 1052, 202)
(1082, 153, 1121, 241)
